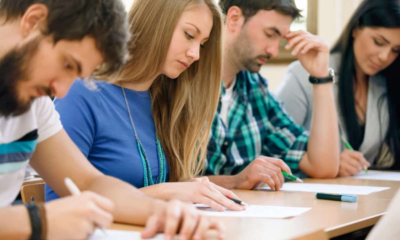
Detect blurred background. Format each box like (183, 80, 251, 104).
(120, 0, 364, 92)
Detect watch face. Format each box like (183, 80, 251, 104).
(329, 68, 336, 83)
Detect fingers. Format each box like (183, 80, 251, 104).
(81, 192, 114, 229)
(164, 200, 183, 240)
(262, 168, 281, 190)
(197, 180, 244, 211)
(141, 215, 161, 239)
(82, 191, 114, 214)
(291, 40, 309, 56)
(88, 203, 114, 229)
(214, 185, 240, 201)
(264, 157, 292, 175)
(259, 173, 277, 191)
(193, 217, 226, 240)
(339, 159, 361, 176)
(285, 34, 307, 51)
(179, 206, 199, 240)
(341, 150, 370, 175)
(197, 195, 225, 212)
(252, 157, 288, 190)
(210, 219, 226, 240)
(206, 188, 244, 211)
(192, 216, 210, 240)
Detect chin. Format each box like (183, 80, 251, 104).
(165, 70, 183, 79)
(363, 67, 379, 76)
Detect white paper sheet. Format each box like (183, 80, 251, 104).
(88, 229, 167, 240)
(353, 171, 400, 181)
(195, 204, 310, 218)
(257, 183, 390, 195)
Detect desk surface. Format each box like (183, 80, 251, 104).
(111, 175, 400, 240)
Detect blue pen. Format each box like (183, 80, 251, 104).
(316, 193, 358, 203)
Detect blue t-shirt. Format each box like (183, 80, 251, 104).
(45, 80, 169, 201)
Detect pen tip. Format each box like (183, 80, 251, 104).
(242, 202, 249, 206)
(297, 179, 304, 183)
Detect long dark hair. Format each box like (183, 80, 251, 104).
(332, 0, 400, 169)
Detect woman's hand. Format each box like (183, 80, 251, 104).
(142, 177, 245, 212)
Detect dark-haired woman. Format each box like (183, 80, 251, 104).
(276, 0, 400, 176)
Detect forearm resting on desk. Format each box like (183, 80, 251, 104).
(86, 175, 162, 225)
(0, 205, 31, 240)
(299, 83, 340, 178)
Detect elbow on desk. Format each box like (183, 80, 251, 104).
(307, 160, 339, 178)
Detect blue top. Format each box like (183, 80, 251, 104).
(45, 80, 169, 201)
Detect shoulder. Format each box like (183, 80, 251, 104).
(54, 79, 113, 108)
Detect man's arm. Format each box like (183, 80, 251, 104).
(30, 129, 158, 225)
(298, 83, 339, 178)
(30, 130, 226, 239)
(0, 205, 31, 240)
(285, 30, 340, 178)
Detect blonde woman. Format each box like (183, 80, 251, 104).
(45, 0, 244, 212)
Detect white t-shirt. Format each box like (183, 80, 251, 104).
(0, 97, 62, 207)
(220, 78, 236, 126)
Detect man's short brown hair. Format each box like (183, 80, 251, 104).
(219, 0, 302, 22)
(0, 0, 130, 76)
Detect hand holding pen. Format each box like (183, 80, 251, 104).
(339, 135, 370, 176)
(64, 178, 112, 236)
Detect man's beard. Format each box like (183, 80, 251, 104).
(233, 28, 271, 73)
(0, 38, 40, 117)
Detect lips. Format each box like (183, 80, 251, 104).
(370, 60, 382, 70)
(257, 57, 268, 65)
(178, 61, 190, 69)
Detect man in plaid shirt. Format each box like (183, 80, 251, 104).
(206, 0, 340, 190)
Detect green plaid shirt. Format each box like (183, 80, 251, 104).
(206, 71, 309, 175)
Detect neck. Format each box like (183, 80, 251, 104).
(222, 46, 240, 89)
(116, 74, 159, 91)
(0, 20, 22, 59)
(354, 61, 368, 85)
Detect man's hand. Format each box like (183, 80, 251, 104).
(285, 30, 330, 78)
(338, 150, 370, 176)
(233, 156, 292, 190)
(46, 192, 114, 240)
(141, 200, 225, 240)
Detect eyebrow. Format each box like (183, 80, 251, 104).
(266, 27, 282, 37)
(185, 22, 210, 40)
(186, 22, 201, 34)
(377, 34, 390, 44)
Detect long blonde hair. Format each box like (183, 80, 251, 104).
(113, 0, 223, 181)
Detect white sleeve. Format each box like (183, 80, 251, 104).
(33, 97, 63, 143)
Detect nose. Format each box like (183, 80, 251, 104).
(266, 40, 280, 59)
(378, 47, 392, 63)
(50, 77, 76, 98)
(186, 43, 200, 61)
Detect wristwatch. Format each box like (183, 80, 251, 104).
(309, 68, 335, 84)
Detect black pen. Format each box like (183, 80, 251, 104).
(228, 197, 249, 206)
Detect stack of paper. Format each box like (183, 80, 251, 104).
(257, 183, 390, 195)
(195, 204, 310, 218)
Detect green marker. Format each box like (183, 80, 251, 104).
(282, 171, 303, 183)
(340, 134, 368, 173)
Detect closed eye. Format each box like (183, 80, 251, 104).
(185, 31, 194, 40)
(374, 39, 384, 46)
(64, 61, 73, 70)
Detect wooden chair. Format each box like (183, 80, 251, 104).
(21, 179, 45, 204)
(291, 229, 329, 240)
